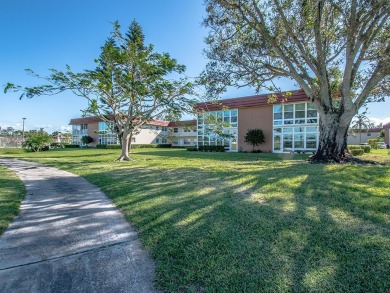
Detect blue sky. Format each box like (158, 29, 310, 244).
(1, 0, 389, 133)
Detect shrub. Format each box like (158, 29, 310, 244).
(362, 145, 371, 153)
(244, 128, 265, 151)
(367, 138, 380, 149)
(198, 145, 224, 152)
(81, 135, 94, 145)
(351, 149, 364, 156)
(348, 145, 362, 150)
(186, 147, 198, 151)
(64, 144, 80, 148)
(50, 143, 64, 148)
(23, 129, 53, 152)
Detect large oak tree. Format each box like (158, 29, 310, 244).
(202, 0, 389, 162)
(5, 20, 194, 161)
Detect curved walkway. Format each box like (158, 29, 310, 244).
(0, 158, 157, 293)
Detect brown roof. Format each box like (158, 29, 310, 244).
(168, 120, 197, 127)
(195, 90, 310, 111)
(368, 127, 383, 133)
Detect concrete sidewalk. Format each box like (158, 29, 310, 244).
(0, 158, 157, 292)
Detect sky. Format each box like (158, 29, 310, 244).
(1, 0, 389, 133)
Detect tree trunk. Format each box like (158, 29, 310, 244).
(310, 113, 352, 163)
(116, 133, 131, 161)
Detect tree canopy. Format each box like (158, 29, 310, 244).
(203, 0, 389, 162)
(5, 20, 194, 160)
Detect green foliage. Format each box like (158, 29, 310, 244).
(81, 135, 94, 145)
(348, 145, 371, 154)
(367, 138, 381, 149)
(202, 1, 389, 162)
(351, 149, 364, 156)
(186, 147, 198, 151)
(0, 165, 25, 235)
(64, 144, 80, 148)
(379, 130, 385, 139)
(198, 145, 225, 152)
(4, 20, 194, 160)
(244, 129, 265, 151)
(23, 129, 53, 152)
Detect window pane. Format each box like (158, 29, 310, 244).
(283, 141, 292, 148)
(274, 113, 282, 119)
(284, 104, 293, 111)
(274, 128, 282, 133)
(307, 119, 318, 124)
(284, 120, 293, 125)
(274, 105, 282, 113)
(294, 134, 304, 141)
(307, 103, 316, 110)
(294, 127, 305, 133)
(231, 109, 238, 116)
(295, 119, 305, 124)
(274, 120, 283, 125)
(284, 112, 293, 119)
(306, 141, 317, 148)
(283, 134, 293, 140)
(307, 110, 317, 117)
(295, 103, 305, 110)
(306, 126, 317, 132)
(306, 133, 317, 140)
(283, 127, 293, 133)
(295, 111, 305, 118)
(294, 141, 304, 148)
(231, 116, 237, 123)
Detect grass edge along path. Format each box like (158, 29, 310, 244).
(0, 164, 26, 235)
(0, 148, 389, 292)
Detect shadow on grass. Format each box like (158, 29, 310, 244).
(80, 161, 389, 292)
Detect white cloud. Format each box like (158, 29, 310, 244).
(367, 116, 390, 126)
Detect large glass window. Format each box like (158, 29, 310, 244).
(98, 122, 118, 145)
(273, 102, 319, 152)
(197, 109, 238, 151)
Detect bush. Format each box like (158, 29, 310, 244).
(348, 145, 362, 150)
(64, 144, 80, 148)
(251, 150, 263, 153)
(351, 149, 364, 156)
(367, 138, 380, 149)
(362, 145, 371, 153)
(156, 144, 172, 148)
(186, 147, 198, 151)
(81, 135, 94, 145)
(244, 128, 265, 151)
(50, 143, 64, 149)
(198, 145, 225, 152)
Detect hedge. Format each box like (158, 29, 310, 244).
(64, 144, 80, 148)
(348, 145, 371, 153)
(96, 144, 172, 149)
(198, 145, 225, 152)
(351, 149, 364, 156)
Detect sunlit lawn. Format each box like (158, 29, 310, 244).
(0, 148, 389, 292)
(0, 162, 25, 235)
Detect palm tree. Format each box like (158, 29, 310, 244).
(351, 110, 371, 144)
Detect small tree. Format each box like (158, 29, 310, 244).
(244, 128, 265, 151)
(24, 129, 53, 152)
(81, 135, 94, 145)
(5, 20, 194, 161)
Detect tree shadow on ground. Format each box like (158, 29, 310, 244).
(81, 160, 389, 292)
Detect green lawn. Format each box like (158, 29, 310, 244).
(0, 148, 389, 292)
(0, 163, 26, 235)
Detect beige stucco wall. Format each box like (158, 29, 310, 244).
(384, 127, 389, 146)
(238, 105, 273, 152)
(87, 122, 99, 147)
(347, 131, 381, 145)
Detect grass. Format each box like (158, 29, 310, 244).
(0, 148, 389, 292)
(0, 163, 26, 235)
